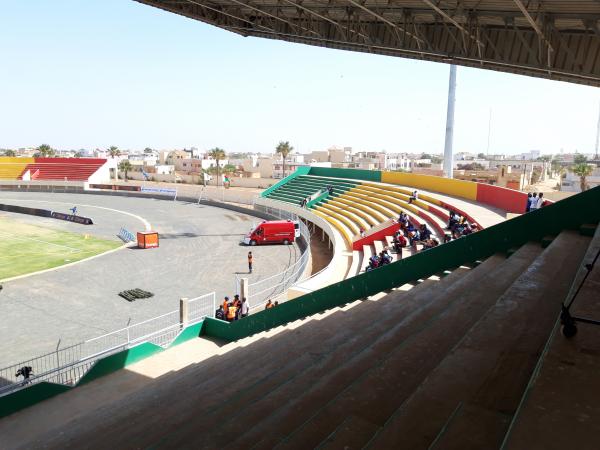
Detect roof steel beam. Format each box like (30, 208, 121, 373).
(420, 0, 483, 49)
(513, 0, 554, 52)
(345, 0, 425, 45)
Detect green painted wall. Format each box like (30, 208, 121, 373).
(260, 166, 311, 198)
(0, 320, 205, 418)
(0, 383, 70, 418)
(308, 167, 381, 182)
(203, 186, 600, 342)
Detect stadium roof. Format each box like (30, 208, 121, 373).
(136, 0, 600, 86)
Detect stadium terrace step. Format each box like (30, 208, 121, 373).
(81, 268, 461, 449)
(317, 414, 381, 450)
(367, 230, 590, 450)
(263, 246, 540, 449)
(502, 224, 600, 450)
(214, 255, 530, 449)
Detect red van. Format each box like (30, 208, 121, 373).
(243, 220, 299, 246)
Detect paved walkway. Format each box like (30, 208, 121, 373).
(0, 192, 299, 367)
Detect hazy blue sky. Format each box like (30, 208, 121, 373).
(1, 0, 598, 155)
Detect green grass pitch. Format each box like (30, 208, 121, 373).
(0, 216, 121, 280)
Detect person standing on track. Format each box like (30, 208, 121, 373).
(248, 251, 253, 274)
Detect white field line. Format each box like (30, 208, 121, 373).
(0, 198, 152, 231)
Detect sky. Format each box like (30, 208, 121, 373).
(1, 0, 599, 156)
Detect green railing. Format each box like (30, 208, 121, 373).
(203, 186, 600, 341)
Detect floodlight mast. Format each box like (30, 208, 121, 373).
(443, 65, 457, 178)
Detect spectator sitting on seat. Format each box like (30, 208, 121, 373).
(393, 231, 407, 252)
(408, 190, 418, 204)
(398, 211, 408, 225)
(215, 305, 226, 321)
(409, 229, 421, 246)
(421, 238, 440, 250)
(419, 224, 432, 241)
(380, 251, 392, 265)
(443, 233, 452, 243)
(274, 301, 279, 307)
(448, 211, 459, 229)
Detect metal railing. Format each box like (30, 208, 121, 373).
(241, 208, 312, 311)
(0, 293, 216, 397)
(188, 292, 217, 325)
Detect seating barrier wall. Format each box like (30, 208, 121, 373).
(202, 186, 600, 342)
(303, 167, 529, 214)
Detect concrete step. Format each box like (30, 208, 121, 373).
(503, 224, 600, 450)
(134, 265, 465, 448)
(368, 231, 591, 450)
(219, 256, 518, 449)
(273, 246, 542, 449)
(318, 415, 381, 450)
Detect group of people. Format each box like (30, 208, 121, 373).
(365, 248, 394, 271)
(447, 211, 478, 240)
(216, 295, 249, 322)
(396, 211, 439, 250)
(526, 192, 545, 212)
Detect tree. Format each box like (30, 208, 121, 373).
(477, 153, 486, 159)
(35, 144, 55, 157)
(119, 160, 133, 181)
(420, 153, 432, 160)
(276, 141, 294, 178)
(573, 154, 588, 165)
(4, 149, 15, 157)
(431, 156, 443, 164)
(74, 152, 83, 158)
(108, 146, 121, 159)
(571, 162, 594, 192)
(208, 147, 226, 187)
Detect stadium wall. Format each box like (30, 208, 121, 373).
(306, 167, 529, 213)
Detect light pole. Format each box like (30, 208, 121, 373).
(443, 65, 457, 178)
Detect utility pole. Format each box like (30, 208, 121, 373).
(486, 109, 492, 157)
(443, 65, 457, 178)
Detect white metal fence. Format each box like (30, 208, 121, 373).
(0, 292, 216, 397)
(239, 206, 312, 311)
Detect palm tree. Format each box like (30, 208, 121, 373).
(571, 162, 594, 192)
(4, 149, 15, 157)
(276, 141, 294, 178)
(208, 147, 226, 187)
(36, 144, 55, 157)
(108, 146, 121, 159)
(119, 160, 133, 181)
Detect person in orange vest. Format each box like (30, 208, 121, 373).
(222, 296, 229, 317)
(226, 302, 237, 322)
(248, 251, 253, 274)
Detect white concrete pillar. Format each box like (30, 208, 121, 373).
(240, 278, 249, 300)
(179, 297, 189, 327)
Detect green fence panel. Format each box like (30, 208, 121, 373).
(0, 383, 70, 418)
(261, 166, 311, 198)
(308, 167, 381, 182)
(171, 322, 204, 346)
(79, 342, 163, 386)
(203, 186, 600, 342)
